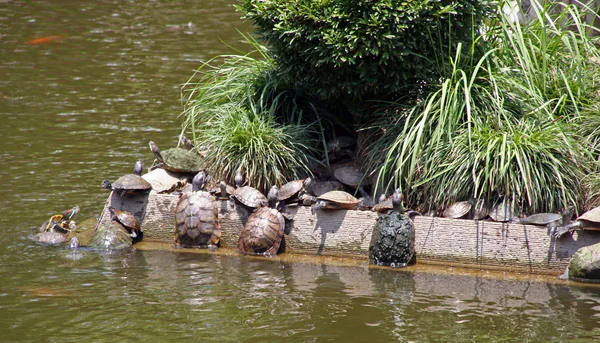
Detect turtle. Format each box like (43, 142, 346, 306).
(357, 187, 375, 209)
(89, 220, 133, 250)
(209, 181, 236, 200)
(553, 206, 600, 238)
(471, 199, 491, 220)
(102, 160, 152, 196)
(108, 207, 142, 241)
(278, 177, 311, 204)
(489, 201, 518, 222)
(231, 173, 267, 209)
(33, 205, 80, 244)
(311, 190, 361, 214)
(237, 186, 286, 257)
(174, 171, 221, 248)
(443, 200, 472, 219)
(309, 180, 344, 197)
(516, 207, 574, 236)
(148, 140, 203, 174)
(373, 189, 404, 214)
(333, 165, 370, 189)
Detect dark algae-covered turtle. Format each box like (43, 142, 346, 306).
(311, 190, 360, 214)
(231, 172, 267, 209)
(237, 186, 286, 257)
(109, 207, 142, 241)
(553, 206, 600, 238)
(102, 160, 152, 196)
(32, 205, 80, 244)
(174, 171, 221, 248)
(148, 140, 203, 174)
(369, 191, 419, 267)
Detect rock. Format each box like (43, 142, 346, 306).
(368, 212, 415, 267)
(567, 242, 600, 281)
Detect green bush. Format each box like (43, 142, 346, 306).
(237, 0, 495, 99)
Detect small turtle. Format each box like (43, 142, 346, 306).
(311, 190, 360, 214)
(443, 200, 472, 219)
(231, 173, 267, 209)
(278, 178, 311, 204)
(333, 165, 370, 189)
(553, 206, 600, 238)
(489, 201, 518, 222)
(237, 186, 286, 257)
(148, 140, 203, 174)
(373, 189, 404, 214)
(109, 207, 142, 241)
(102, 160, 152, 196)
(309, 180, 344, 197)
(90, 220, 133, 250)
(174, 171, 221, 248)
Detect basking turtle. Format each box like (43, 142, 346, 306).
(553, 206, 600, 238)
(471, 199, 491, 220)
(90, 220, 133, 250)
(109, 207, 142, 241)
(516, 207, 574, 236)
(33, 206, 80, 244)
(489, 201, 518, 222)
(311, 190, 360, 214)
(102, 160, 152, 196)
(148, 140, 203, 174)
(333, 165, 370, 189)
(373, 189, 404, 214)
(443, 200, 472, 219)
(209, 181, 236, 200)
(278, 178, 311, 204)
(174, 171, 221, 248)
(237, 186, 286, 257)
(231, 173, 267, 209)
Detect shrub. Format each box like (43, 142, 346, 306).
(237, 0, 496, 99)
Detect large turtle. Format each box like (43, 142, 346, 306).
(553, 206, 600, 238)
(231, 172, 267, 209)
(278, 177, 311, 204)
(109, 207, 142, 241)
(174, 171, 221, 248)
(443, 200, 472, 219)
(237, 186, 286, 257)
(90, 220, 133, 250)
(148, 140, 203, 174)
(32, 205, 80, 244)
(311, 190, 360, 214)
(102, 160, 152, 196)
(333, 165, 370, 189)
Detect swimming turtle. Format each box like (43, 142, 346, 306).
(109, 207, 142, 241)
(148, 140, 203, 174)
(174, 171, 221, 248)
(333, 165, 370, 189)
(278, 178, 311, 204)
(231, 173, 267, 209)
(443, 200, 472, 219)
(311, 190, 360, 214)
(553, 206, 600, 238)
(237, 186, 286, 257)
(32, 206, 80, 244)
(90, 220, 133, 250)
(489, 201, 518, 222)
(102, 160, 152, 196)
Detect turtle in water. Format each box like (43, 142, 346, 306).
(90, 220, 133, 251)
(108, 207, 142, 242)
(443, 200, 472, 219)
(102, 160, 152, 196)
(231, 172, 267, 210)
(278, 177, 311, 205)
(311, 190, 361, 214)
(148, 140, 203, 174)
(237, 186, 286, 257)
(32, 205, 80, 244)
(553, 206, 600, 238)
(174, 171, 221, 248)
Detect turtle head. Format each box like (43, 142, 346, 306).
(234, 172, 244, 188)
(179, 135, 194, 150)
(406, 210, 420, 220)
(220, 181, 227, 198)
(303, 177, 312, 188)
(101, 179, 112, 190)
(62, 205, 80, 222)
(133, 160, 144, 176)
(68, 237, 80, 249)
(148, 141, 164, 164)
(392, 189, 404, 213)
(192, 171, 207, 191)
(378, 193, 387, 203)
(267, 186, 278, 208)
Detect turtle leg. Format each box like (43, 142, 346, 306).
(553, 221, 581, 238)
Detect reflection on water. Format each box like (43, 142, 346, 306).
(2, 0, 600, 341)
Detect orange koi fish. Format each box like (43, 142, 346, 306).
(26, 35, 62, 44)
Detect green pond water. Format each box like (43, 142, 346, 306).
(1, 1, 600, 341)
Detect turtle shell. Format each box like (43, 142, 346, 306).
(110, 209, 142, 237)
(32, 231, 68, 244)
(443, 201, 472, 219)
(577, 206, 600, 224)
(233, 186, 267, 208)
(278, 178, 308, 201)
(316, 190, 360, 209)
(518, 213, 562, 225)
(310, 180, 344, 197)
(109, 174, 152, 193)
(373, 198, 393, 213)
(471, 200, 491, 220)
(237, 207, 285, 256)
(489, 201, 517, 222)
(175, 190, 220, 247)
(333, 166, 370, 188)
(160, 148, 204, 173)
(90, 221, 132, 250)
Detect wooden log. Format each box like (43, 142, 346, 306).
(97, 169, 600, 273)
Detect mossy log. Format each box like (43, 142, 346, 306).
(96, 169, 600, 273)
